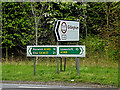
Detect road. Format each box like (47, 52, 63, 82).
(1, 83, 118, 90)
(1, 83, 89, 90)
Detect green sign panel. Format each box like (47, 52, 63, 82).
(58, 46, 85, 57)
(27, 46, 57, 57)
(59, 47, 83, 55)
(27, 45, 85, 57)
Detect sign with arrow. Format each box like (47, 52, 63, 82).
(58, 45, 85, 57)
(27, 46, 57, 57)
(54, 20, 79, 41)
(27, 45, 85, 57)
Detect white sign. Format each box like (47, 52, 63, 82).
(54, 20, 79, 41)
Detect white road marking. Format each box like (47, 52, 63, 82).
(19, 86, 49, 88)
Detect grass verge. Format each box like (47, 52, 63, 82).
(2, 59, 118, 87)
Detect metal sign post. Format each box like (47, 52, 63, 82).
(77, 57, 79, 75)
(76, 42, 78, 70)
(76, 42, 79, 75)
(34, 58, 35, 76)
(57, 42, 59, 74)
(57, 57, 59, 74)
(76, 57, 78, 70)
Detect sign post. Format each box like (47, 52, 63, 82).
(57, 42, 59, 74)
(53, 20, 81, 75)
(27, 46, 57, 76)
(76, 42, 78, 70)
(27, 20, 85, 76)
(34, 58, 35, 76)
(77, 57, 79, 75)
(76, 56, 78, 70)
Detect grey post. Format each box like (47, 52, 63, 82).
(76, 42, 79, 75)
(77, 57, 79, 75)
(57, 42, 59, 74)
(76, 42, 78, 70)
(34, 58, 35, 76)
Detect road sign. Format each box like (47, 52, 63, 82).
(27, 46, 57, 57)
(27, 45, 85, 57)
(54, 20, 79, 41)
(58, 45, 85, 57)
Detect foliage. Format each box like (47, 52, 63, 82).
(1, 2, 120, 61)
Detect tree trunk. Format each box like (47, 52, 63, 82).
(106, 3, 110, 61)
(82, 1, 87, 38)
(6, 47, 8, 62)
(31, 3, 38, 64)
(34, 7, 39, 64)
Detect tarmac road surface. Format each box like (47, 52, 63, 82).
(1, 83, 118, 90)
(2, 83, 87, 88)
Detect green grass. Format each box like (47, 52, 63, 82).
(2, 59, 118, 87)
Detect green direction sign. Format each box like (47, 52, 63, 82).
(58, 46, 85, 57)
(27, 45, 85, 57)
(59, 47, 83, 55)
(27, 46, 57, 57)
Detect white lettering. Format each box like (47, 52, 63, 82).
(60, 48, 73, 51)
(33, 48, 43, 50)
(33, 52, 38, 54)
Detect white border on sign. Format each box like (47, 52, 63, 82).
(54, 21, 59, 41)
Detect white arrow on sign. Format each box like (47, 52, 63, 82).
(79, 47, 83, 55)
(54, 20, 61, 41)
(28, 47, 32, 55)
